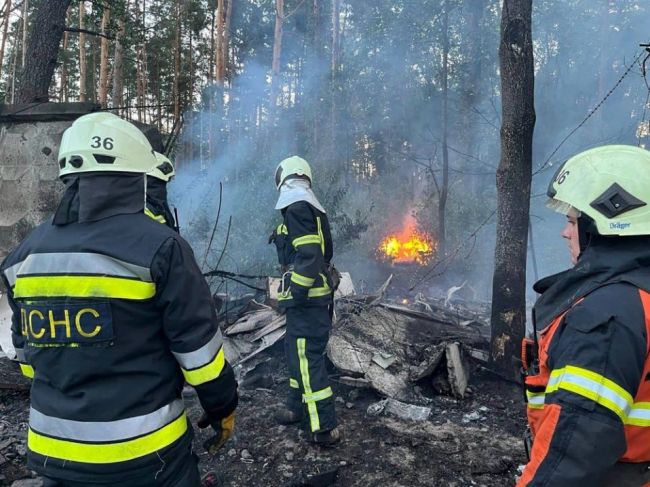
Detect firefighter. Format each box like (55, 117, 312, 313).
(0, 112, 238, 486)
(269, 156, 340, 445)
(146, 151, 178, 232)
(519, 145, 650, 486)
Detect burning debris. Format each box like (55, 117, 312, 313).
(377, 213, 436, 265)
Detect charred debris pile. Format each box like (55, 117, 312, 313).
(221, 273, 493, 420)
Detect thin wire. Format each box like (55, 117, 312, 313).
(533, 49, 646, 177)
(637, 50, 650, 147)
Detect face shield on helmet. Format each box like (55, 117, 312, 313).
(545, 145, 650, 237)
(58, 112, 158, 178)
(274, 156, 313, 190)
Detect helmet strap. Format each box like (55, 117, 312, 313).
(577, 214, 598, 254)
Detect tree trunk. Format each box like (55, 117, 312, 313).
(173, 0, 181, 123)
(489, 0, 536, 379)
(79, 0, 87, 102)
(0, 0, 12, 78)
(270, 0, 284, 111)
(21, 0, 28, 68)
(112, 0, 129, 110)
(16, 0, 72, 103)
(330, 0, 340, 167)
(59, 5, 71, 102)
(438, 0, 449, 255)
(215, 0, 225, 86)
(223, 0, 233, 85)
(98, 4, 111, 107)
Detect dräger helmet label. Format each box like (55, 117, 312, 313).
(610, 222, 631, 231)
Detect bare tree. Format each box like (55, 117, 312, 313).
(173, 0, 181, 123)
(16, 0, 72, 103)
(79, 0, 87, 102)
(489, 0, 536, 378)
(59, 5, 71, 101)
(270, 0, 284, 110)
(112, 1, 129, 110)
(438, 0, 450, 255)
(0, 0, 12, 77)
(98, 4, 111, 107)
(20, 0, 27, 67)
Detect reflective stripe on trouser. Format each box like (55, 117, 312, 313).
(27, 399, 188, 464)
(284, 334, 336, 433)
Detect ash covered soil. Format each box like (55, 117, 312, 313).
(0, 356, 527, 487)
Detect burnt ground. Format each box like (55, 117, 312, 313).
(0, 353, 527, 487)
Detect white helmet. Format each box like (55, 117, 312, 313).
(275, 156, 313, 190)
(149, 152, 175, 182)
(58, 112, 158, 178)
(547, 145, 650, 236)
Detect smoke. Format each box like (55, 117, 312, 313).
(168, 0, 650, 300)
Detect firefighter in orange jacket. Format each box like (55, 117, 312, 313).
(519, 145, 650, 486)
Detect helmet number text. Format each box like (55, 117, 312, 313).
(555, 169, 570, 185)
(91, 136, 114, 150)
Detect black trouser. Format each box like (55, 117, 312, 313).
(284, 305, 337, 433)
(41, 447, 201, 487)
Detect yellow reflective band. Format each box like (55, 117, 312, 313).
(547, 365, 633, 422)
(20, 363, 34, 379)
(291, 272, 315, 287)
(303, 386, 333, 403)
(526, 390, 545, 410)
(308, 287, 331, 298)
(628, 402, 650, 427)
(289, 378, 300, 389)
(28, 413, 187, 464)
(144, 208, 167, 224)
(316, 217, 325, 255)
(307, 274, 331, 298)
(297, 338, 320, 432)
(14, 276, 156, 300)
(292, 235, 321, 248)
(277, 224, 288, 235)
(182, 347, 226, 386)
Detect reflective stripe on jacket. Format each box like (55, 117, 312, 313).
(519, 283, 650, 486)
(0, 208, 237, 482)
(275, 201, 334, 308)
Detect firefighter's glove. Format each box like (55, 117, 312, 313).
(198, 411, 236, 455)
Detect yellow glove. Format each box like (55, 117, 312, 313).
(198, 411, 236, 454)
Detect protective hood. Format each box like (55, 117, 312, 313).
(53, 173, 147, 225)
(275, 178, 326, 214)
(533, 235, 650, 332)
(146, 178, 177, 231)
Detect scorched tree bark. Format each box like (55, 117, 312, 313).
(489, 0, 536, 379)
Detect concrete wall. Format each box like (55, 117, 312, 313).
(0, 120, 70, 261)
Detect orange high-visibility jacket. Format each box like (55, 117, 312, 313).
(519, 264, 650, 486)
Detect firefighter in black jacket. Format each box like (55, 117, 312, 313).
(146, 151, 178, 232)
(270, 156, 340, 445)
(1, 112, 238, 486)
(519, 145, 650, 486)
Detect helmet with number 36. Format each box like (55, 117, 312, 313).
(58, 112, 158, 178)
(546, 145, 650, 236)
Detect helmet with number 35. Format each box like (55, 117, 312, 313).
(546, 145, 650, 236)
(58, 112, 158, 178)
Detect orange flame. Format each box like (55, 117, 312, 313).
(378, 214, 436, 265)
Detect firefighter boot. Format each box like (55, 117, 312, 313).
(311, 426, 342, 446)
